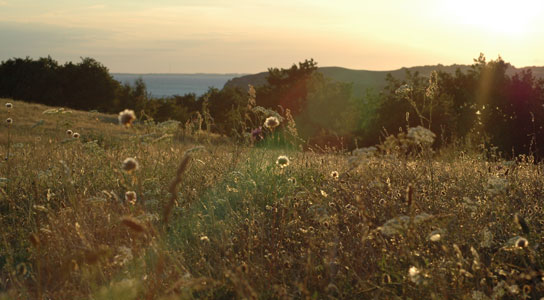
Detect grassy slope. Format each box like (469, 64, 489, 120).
(0, 99, 543, 299)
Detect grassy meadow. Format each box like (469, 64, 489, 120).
(0, 99, 543, 299)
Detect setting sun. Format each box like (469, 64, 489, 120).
(438, 0, 544, 36)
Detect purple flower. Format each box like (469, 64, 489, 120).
(252, 127, 263, 141)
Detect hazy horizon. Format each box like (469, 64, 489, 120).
(1, 1, 543, 73)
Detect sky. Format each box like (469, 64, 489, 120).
(1, 0, 543, 73)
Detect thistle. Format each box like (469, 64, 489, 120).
(122, 158, 139, 173)
(264, 116, 279, 130)
(124, 191, 137, 205)
(118, 109, 136, 127)
(276, 155, 290, 168)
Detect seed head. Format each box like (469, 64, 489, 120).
(5, 103, 12, 109)
(330, 171, 339, 179)
(6, 118, 12, 124)
(122, 157, 139, 172)
(429, 233, 441, 242)
(515, 237, 529, 249)
(72, 132, 80, 139)
(408, 266, 421, 283)
(381, 274, 392, 284)
(125, 191, 137, 205)
(276, 155, 290, 168)
(66, 129, 73, 136)
(118, 109, 136, 127)
(264, 116, 279, 129)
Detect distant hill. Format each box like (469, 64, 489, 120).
(224, 64, 544, 98)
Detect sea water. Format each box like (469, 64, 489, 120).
(112, 73, 245, 98)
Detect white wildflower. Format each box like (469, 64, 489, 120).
(407, 126, 436, 145)
(395, 84, 413, 97)
(352, 146, 377, 157)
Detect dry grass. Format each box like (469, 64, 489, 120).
(0, 99, 543, 299)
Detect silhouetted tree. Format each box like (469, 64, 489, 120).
(256, 59, 318, 114)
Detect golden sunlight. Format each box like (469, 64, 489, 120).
(439, 0, 543, 36)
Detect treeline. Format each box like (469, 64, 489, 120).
(1, 55, 544, 157)
(364, 54, 544, 157)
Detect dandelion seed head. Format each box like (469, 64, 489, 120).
(5, 103, 12, 109)
(72, 132, 80, 139)
(6, 118, 12, 124)
(276, 155, 290, 168)
(66, 129, 73, 136)
(264, 116, 279, 129)
(122, 157, 139, 172)
(118, 109, 136, 127)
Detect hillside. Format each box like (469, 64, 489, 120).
(2, 99, 544, 299)
(224, 64, 544, 98)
